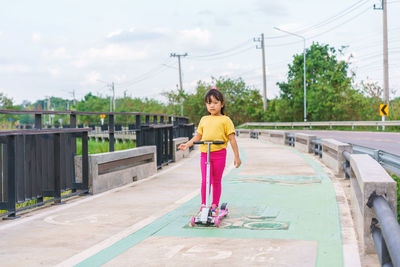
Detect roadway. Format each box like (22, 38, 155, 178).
(286, 130, 400, 156)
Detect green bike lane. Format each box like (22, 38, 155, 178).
(77, 138, 343, 266)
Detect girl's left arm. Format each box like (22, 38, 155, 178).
(228, 133, 241, 168)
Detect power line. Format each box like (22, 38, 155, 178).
(118, 58, 175, 87)
(189, 39, 252, 58)
(310, 6, 371, 39)
(187, 46, 254, 61)
(294, 0, 370, 35)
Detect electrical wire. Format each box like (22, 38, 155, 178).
(294, 0, 370, 35)
(189, 39, 253, 58)
(118, 58, 176, 87)
(187, 45, 254, 61)
(308, 6, 372, 39)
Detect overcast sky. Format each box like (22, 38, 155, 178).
(0, 0, 399, 105)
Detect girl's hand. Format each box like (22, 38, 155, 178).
(234, 157, 242, 168)
(178, 143, 189, 151)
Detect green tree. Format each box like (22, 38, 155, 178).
(170, 77, 264, 126)
(276, 42, 361, 122)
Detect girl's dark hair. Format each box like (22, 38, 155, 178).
(205, 88, 225, 115)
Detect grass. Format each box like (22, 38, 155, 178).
(1, 190, 73, 215)
(391, 174, 400, 223)
(76, 139, 136, 155)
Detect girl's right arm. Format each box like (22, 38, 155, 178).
(178, 133, 202, 151)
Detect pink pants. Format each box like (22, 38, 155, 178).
(200, 149, 227, 207)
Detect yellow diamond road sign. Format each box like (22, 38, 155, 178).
(380, 104, 389, 116)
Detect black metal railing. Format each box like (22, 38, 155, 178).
(138, 124, 174, 168)
(0, 128, 90, 219)
(0, 110, 193, 167)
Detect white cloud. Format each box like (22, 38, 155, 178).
(107, 29, 123, 38)
(0, 64, 32, 74)
(0, 32, 3, 38)
(106, 27, 168, 42)
(47, 68, 60, 76)
(32, 33, 41, 42)
(43, 47, 71, 60)
(86, 44, 148, 61)
(81, 71, 101, 85)
(73, 44, 148, 68)
(275, 23, 303, 32)
(179, 28, 211, 45)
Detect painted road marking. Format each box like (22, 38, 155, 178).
(58, 151, 236, 266)
(55, 188, 201, 267)
(102, 236, 317, 266)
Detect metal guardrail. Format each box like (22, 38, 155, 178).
(368, 193, 400, 267)
(250, 131, 259, 139)
(242, 120, 400, 129)
(342, 151, 351, 179)
(286, 133, 295, 147)
(351, 144, 400, 177)
(311, 139, 322, 158)
(239, 127, 400, 264)
(343, 145, 400, 266)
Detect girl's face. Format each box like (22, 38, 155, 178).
(206, 95, 224, 116)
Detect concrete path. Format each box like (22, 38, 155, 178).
(0, 138, 358, 266)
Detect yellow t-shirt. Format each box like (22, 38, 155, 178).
(196, 115, 235, 153)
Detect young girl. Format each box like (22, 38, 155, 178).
(178, 87, 241, 212)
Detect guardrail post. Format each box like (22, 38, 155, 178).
(160, 116, 164, 124)
(135, 114, 142, 146)
(82, 131, 89, 190)
(4, 135, 18, 219)
(70, 114, 76, 128)
(169, 125, 173, 162)
(53, 133, 63, 204)
(145, 115, 150, 126)
(109, 114, 115, 152)
(153, 115, 157, 125)
(70, 114, 77, 154)
(34, 114, 42, 129)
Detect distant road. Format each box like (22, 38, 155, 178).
(286, 130, 400, 156)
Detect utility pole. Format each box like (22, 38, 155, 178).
(274, 27, 307, 122)
(254, 33, 267, 111)
(69, 89, 77, 106)
(374, 0, 389, 129)
(170, 52, 188, 116)
(111, 82, 115, 112)
(47, 97, 51, 125)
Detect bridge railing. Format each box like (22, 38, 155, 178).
(241, 120, 400, 130)
(237, 128, 400, 265)
(0, 128, 90, 219)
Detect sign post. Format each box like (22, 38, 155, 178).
(100, 114, 106, 125)
(380, 104, 389, 131)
